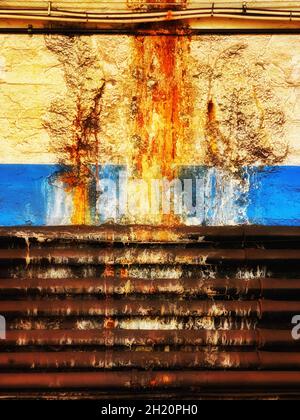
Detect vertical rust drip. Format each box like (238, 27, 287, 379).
(103, 266, 115, 278)
(206, 99, 219, 161)
(130, 11, 193, 225)
(102, 267, 129, 329)
(44, 36, 105, 225)
(132, 32, 191, 182)
(62, 85, 105, 225)
(103, 265, 116, 329)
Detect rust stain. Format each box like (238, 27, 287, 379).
(130, 8, 194, 224)
(60, 82, 105, 225)
(132, 29, 191, 181)
(44, 36, 105, 224)
(206, 98, 219, 160)
(104, 318, 117, 329)
(60, 170, 91, 225)
(121, 268, 129, 279)
(103, 266, 115, 278)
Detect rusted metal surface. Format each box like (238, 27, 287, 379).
(0, 225, 299, 241)
(0, 226, 300, 398)
(1, 371, 300, 390)
(2, 351, 300, 370)
(1, 299, 300, 317)
(0, 299, 258, 317)
(1, 329, 300, 348)
(0, 277, 299, 297)
(0, 248, 248, 264)
(0, 247, 300, 265)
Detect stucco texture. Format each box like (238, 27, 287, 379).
(0, 34, 298, 166)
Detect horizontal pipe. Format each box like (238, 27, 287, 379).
(0, 277, 299, 298)
(0, 12, 212, 24)
(1, 1, 300, 7)
(0, 13, 297, 25)
(1, 371, 300, 389)
(0, 247, 245, 265)
(1, 5, 300, 24)
(0, 248, 299, 265)
(1, 351, 300, 370)
(3, 3, 300, 17)
(0, 28, 284, 35)
(0, 7, 216, 19)
(1, 299, 300, 317)
(5, 316, 257, 332)
(7, 7, 299, 20)
(0, 299, 262, 317)
(0, 225, 299, 242)
(0, 329, 298, 348)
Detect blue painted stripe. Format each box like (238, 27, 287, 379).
(248, 166, 300, 226)
(0, 165, 59, 226)
(0, 164, 298, 226)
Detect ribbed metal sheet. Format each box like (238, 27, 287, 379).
(0, 226, 299, 399)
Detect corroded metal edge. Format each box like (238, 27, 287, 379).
(0, 225, 299, 242)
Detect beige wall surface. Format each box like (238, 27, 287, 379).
(0, 33, 298, 168)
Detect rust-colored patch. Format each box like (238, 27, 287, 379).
(120, 268, 129, 279)
(132, 31, 191, 181)
(44, 36, 105, 224)
(103, 266, 115, 278)
(104, 318, 117, 329)
(130, 15, 194, 225)
(60, 169, 91, 225)
(206, 99, 220, 160)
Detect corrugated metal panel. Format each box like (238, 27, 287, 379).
(0, 225, 299, 399)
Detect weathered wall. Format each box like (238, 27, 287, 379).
(0, 33, 299, 226)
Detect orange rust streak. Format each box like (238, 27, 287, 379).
(71, 184, 89, 225)
(61, 170, 90, 225)
(120, 268, 129, 279)
(104, 318, 117, 329)
(207, 99, 219, 158)
(103, 266, 115, 278)
(133, 32, 191, 179)
(207, 99, 215, 123)
(132, 27, 191, 225)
